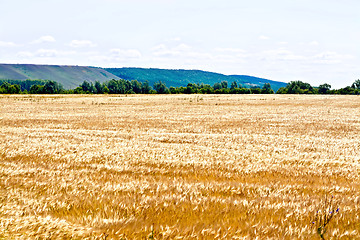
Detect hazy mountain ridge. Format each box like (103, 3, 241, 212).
(0, 64, 287, 91)
(0, 64, 119, 89)
(106, 67, 287, 91)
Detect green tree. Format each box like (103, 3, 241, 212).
(43, 81, 63, 94)
(0, 82, 21, 94)
(262, 83, 274, 94)
(276, 87, 288, 94)
(338, 86, 356, 95)
(124, 80, 132, 93)
(351, 79, 360, 89)
(169, 87, 178, 94)
(213, 82, 222, 90)
(30, 84, 44, 94)
(89, 82, 96, 93)
(94, 81, 104, 94)
(153, 81, 169, 94)
(0, 82, 10, 93)
(230, 81, 238, 89)
(131, 80, 142, 94)
(80, 81, 92, 93)
(107, 79, 125, 94)
(283, 81, 315, 94)
(73, 87, 84, 94)
(318, 83, 331, 94)
(141, 80, 152, 94)
(103, 85, 109, 94)
(250, 88, 262, 94)
(221, 81, 228, 89)
(185, 83, 197, 94)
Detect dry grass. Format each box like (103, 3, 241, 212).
(0, 94, 359, 239)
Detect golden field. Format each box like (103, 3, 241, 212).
(0, 94, 359, 239)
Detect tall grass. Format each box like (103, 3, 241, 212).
(0, 94, 359, 239)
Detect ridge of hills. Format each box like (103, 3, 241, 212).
(0, 64, 287, 91)
(0, 64, 118, 89)
(106, 67, 287, 91)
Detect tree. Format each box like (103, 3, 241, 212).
(43, 81, 63, 94)
(141, 80, 152, 94)
(0, 82, 21, 94)
(11, 84, 21, 94)
(30, 84, 44, 94)
(169, 87, 178, 94)
(221, 81, 228, 89)
(338, 86, 355, 95)
(0, 82, 10, 94)
(282, 81, 315, 94)
(89, 82, 96, 93)
(199, 84, 213, 94)
(318, 83, 331, 94)
(351, 79, 360, 89)
(250, 88, 262, 94)
(276, 87, 288, 94)
(73, 87, 84, 94)
(103, 85, 109, 94)
(213, 82, 222, 90)
(262, 83, 274, 94)
(80, 81, 91, 92)
(185, 83, 197, 94)
(153, 81, 169, 94)
(124, 80, 132, 93)
(131, 80, 142, 94)
(107, 79, 125, 94)
(230, 81, 238, 89)
(94, 81, 104, 94)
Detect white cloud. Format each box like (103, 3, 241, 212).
(151, 43, 192, 57)
(16, 49, 76, 59)
(69, 40, 97, 48)
(259, 35, 270, 40)
(0, 41, 18, 47)
(151, 44, 167, 52)
(32, 36, 56, 44)
(36, 49, 59, 57)
(215, 48, 246, 53)
(261, 48, 306, 61)
(89, 48, 142, 63)
(278, 41, 288, 45)
(167, 37, 181, 42)
(88, 55, 112, 62)
(110, 49, 142, 58)
(309, 41, 319, 46)
(174, 43, 191, 51)
(311, 51, 354, 64)
(213, 48, 249, 63)
(17, 51, 34, 58)
(150, 43, 252, 68)
(186, 51, 213, 60)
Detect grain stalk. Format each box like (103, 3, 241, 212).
(312, 196, 339, 239)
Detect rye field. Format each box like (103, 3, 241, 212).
(0, 94, 359, 239)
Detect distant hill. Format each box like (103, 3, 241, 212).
(106, 67, 287, 92)
(0, 64, 287, 91)
(0, 64, 119, 89)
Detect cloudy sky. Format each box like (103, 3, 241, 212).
(0, 0, 359, 88)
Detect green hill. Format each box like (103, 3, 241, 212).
(0, 64, 119, 89)
(0, 64, 287, 91)
(105, 67, 287, 92)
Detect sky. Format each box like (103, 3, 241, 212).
(0, 0, 359, 88)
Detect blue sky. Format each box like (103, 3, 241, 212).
(0, 0, 359, 88)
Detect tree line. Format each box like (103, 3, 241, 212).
(1, 78, 360, 95)
(276, 80, 360, 94)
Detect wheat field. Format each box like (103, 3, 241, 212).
(0, 94, 359, 239)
